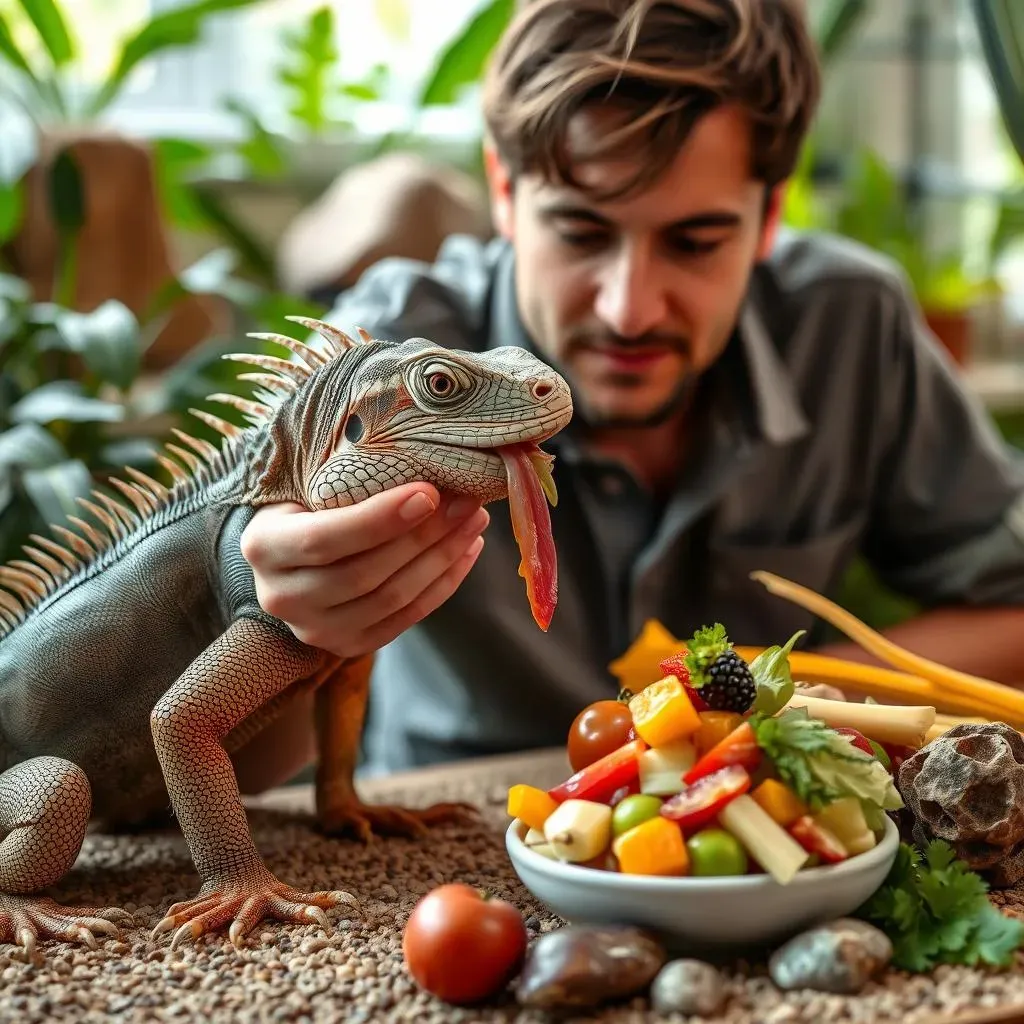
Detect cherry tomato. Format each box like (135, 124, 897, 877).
(402, 883, 528, 1004)
(567, 697, 634, 772)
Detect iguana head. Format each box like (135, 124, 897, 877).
(226, 318, 574, 629)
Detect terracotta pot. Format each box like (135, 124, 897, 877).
(924, 308, 972, 366)
(2, 127, 228, 371)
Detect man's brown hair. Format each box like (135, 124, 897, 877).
(481, 0, 821, 201)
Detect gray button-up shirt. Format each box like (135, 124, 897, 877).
(321, 229, 1024, 774)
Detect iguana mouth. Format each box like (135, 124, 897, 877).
(494, 442, 558, 632)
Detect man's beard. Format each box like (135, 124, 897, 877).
(559, 329, 700, 430)
(573, 370, 699, 430)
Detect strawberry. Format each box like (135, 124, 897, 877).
(658, 648, 710, 711)
(834, 727, 875, 758)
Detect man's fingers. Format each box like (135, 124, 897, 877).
(330, 508, 489, 630)
(241, 483, 444, 570)
(361, 536, 486, 652)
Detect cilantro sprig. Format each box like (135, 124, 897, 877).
(857, 840, 1024, 972)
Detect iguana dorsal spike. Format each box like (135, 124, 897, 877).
(93, 491, 137, 529)
(207, 393, 274, 420)
(50, 525, 94, 559)
(123, 466, 171, 500)
(171, 429, 220, 465)
(8, 560, 53, 587)
(156, 454, 190, 485)
(188, 408, 242, 441)
(66, 515, 106, 549)
(28, 534, 78, 570)
(109, 478, 156, 515)
(223, 352, 309, 386)
(75, 498, 121, 538)
(357, 327, 374, 344)
(236, 372, 294, 396)
(0, 586, 26, 614)
(0, 567, 46, 599)
(164, 443, 201, 474)
(0, 607, 18, 628)
(284, 315, 357, 355)
(247, 330, 328, 367)
(22, 544, 68, 578)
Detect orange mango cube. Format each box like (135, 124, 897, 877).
(628, 675, 702, 747)
(507, 784, 559, 832)
(612, 815, 690, 876)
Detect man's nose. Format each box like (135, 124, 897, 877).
(593, 243, 669, 339)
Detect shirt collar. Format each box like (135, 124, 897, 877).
(486, 239, 809, 452)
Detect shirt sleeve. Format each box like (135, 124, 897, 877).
(862, 273, 1024, 606)
(319, 235, 497, 350)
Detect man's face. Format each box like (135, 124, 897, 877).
(487, 104, 780, 429)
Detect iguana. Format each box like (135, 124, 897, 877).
(0, 317, 573, 956)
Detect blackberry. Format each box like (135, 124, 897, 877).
(699, 649, 757, 713)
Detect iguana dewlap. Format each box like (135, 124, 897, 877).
(0, 319, 572, 956)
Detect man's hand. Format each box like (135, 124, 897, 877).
(240, 483, 488, 658)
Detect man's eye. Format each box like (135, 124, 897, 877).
(670, 236, 723, 256)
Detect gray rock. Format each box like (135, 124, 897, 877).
(650, 959, 728, 1016)
(769, 918, 893, 995)
(515, 924, 666, 1009)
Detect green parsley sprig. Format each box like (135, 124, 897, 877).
(857, 840, 1024, 972)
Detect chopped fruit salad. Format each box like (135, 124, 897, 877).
(507, 625, 905, 885)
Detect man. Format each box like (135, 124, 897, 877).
(237, 0, 1024, 780)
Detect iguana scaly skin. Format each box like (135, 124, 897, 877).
(0, 317, 573, 956)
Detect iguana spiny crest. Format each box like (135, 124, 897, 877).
(0, 316, 573, 637)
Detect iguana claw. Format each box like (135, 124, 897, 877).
(153, 873, 361, 950)
(317, 798, 480, 842)
(0, 894, 130, 957)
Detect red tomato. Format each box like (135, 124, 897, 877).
(402, 884, 528, 1004)
(548, 738, 648, 804)
(567, 697, 635, 772)
(683, 721, 762, 785)
(660, 764, 752, 831)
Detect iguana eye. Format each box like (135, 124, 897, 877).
(427, 372, 456, 397)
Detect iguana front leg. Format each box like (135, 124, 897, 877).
(149, 616, 358, 950)
(314, 654, 477, 841)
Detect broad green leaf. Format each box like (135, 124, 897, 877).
(185, 188, 276, 283)
(0, 422, 65, 469)
(90, 0, 271, 117)
(48, 146, 85, 233)
(0, 11, 36, 77)
(0, 178, 24, 245)
(16, 0, 75, 67)
(813, 0, 869, 63)
(10, 381, 125, 424)
(21, 457, 93, 528)
(0, 273, 31, 304)
(52, 300, 141, 391)
(222, 98, 287, 178)
(277, 6, 340, 134)
(418, 0, 514, 107)
(152, 136, 216, 230)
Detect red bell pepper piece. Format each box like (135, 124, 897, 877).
(683, 721, 762, 785)
(548, 738, 647, 804)
(790, 816, 848, 864)
(833, 727, 874, 758)
(659, 764, 751, 831)
(657, 649, 710, 712)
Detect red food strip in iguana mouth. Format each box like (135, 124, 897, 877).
(497, 442, 558, 631)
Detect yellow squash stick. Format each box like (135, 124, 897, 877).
(749, 569, 1024, 729)
(732, 647, 1011, 722)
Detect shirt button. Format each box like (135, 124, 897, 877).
(600, 474, 625, 497)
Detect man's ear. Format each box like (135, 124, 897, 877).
(482, 137, 514, 240)
(755, 183, 785, 260)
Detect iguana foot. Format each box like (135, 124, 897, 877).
(152, 870, 361, 950)
(318, 798, 479, 842)
(0, 894, 132, 958)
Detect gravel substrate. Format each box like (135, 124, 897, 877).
(2, 750, 1024, 1024)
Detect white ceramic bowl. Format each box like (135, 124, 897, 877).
(506, 815, 899, 956)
